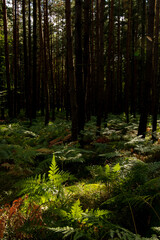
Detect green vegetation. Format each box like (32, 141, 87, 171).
(1, 115, 160, 239)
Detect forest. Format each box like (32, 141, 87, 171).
(1, 0, 160, 239)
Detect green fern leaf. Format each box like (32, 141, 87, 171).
(113, 163, 121, 172)
(69, 199, 83, 221)
(47, 226, 75, 238)
(48, 154, 63, 186)
(105, 164, 110, 175)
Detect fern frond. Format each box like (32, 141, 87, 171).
(48, 154, 63, 187)
(48, 154, 71, 187)
(47, 226, 75, 238)
(68, 199, 83, 221)
(99, 151, 121, 159)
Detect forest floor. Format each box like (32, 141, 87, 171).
(0, 114, 160, 239)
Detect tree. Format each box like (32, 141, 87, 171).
(96, 0, 104, 133)
(43, 0, 50, 125)
(12, 0, 18, 117)
(152, 0, 160, 138)
(32, 0, 37, 119)
(138, 0, 155, 137)
(83, 0, 91, 121)
(107, 0, 115, 114)
(116, 0, 122, 114)
(22, 0, 29, 117)
(65, 0, 78, 140)
(28, 0, 32, 121)
(125, 0, 132, 123)
(2, 0, 12, 117)
(75, 0, 85, 133)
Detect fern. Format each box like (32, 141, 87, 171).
(99, 151, 121, 159)
(53, 146, 85, 167)
(68, 199, 83, 221)
(47, 226, 75, 239)
(48, 155, 71, 187)
(88, 163, 121, 193)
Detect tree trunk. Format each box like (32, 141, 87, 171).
(152, 0, 160, 138)
(116, 0, 122, 114)
(96, 0, 104, 134)
(32, 0, 37, 119)
(43, 0, 50, 125)
(22, 0, 29, 117)
(28, 0, 32, 122)
(2, 0, 12, 117)
(90, 0, 96, 116)
(125, 0, 132, 123)
(107, 0, 115, 113)
(75, 0, 85, 133)
(84, 0, 91, 121)
(12, 0, 17, 117)
(65, 0, 78, 140)
(138, 0, 155, 137)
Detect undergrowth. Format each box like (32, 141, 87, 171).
(1, 114, 160, 239)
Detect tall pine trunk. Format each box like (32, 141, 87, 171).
(65, 0, 78, 140)
(2, 0, 12, 117)
(152, 0, 160, 138)
(28, 0, 32, 122)
(125, 0, 132, 123)
(12, 0, 17, 117)
(22, 0, 29, 117)
(84, 0, 91, 121)
(116, 0, 122, 114)
(75, 0, 85, 133)
(138, 0, 155, 137)
(96, 0, 104, 134)
(32, 0, 37, 119)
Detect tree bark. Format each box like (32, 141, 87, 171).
(12, 0, 18, 117)
(138, 0, 155, 137)
(125, 0, 132, 123)
(152, 0, 160, 138)
(22, 0, 29, 117)
(84, 0, 91, 121)
(75, 0, 85, 133)
(2, 0, 12, 117)
(96, 0, 104, 134)
(32, 0, 37, 119)
(43, 0, 50, 125)
(65, 0, 78, 140)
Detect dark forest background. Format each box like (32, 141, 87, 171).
(1, 0, 159, 139)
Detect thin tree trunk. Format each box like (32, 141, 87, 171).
(2, 0, 12, 117)
(32, 0, 37, 119)
(43, 0, 50, 125)
(107, 0, 115, 113)
(125, 0, 132, 123)
(84, 0, 91, 121)
(90, 0, 96, 116)
(22, 0, 29, 117)
(75, 0, 85, 133)
(96, 0, 104, 134)
(28, 0, 32, 122)
(152, 0, 160, 138)
(116, 0, 122, 114)
(138, 0, 155, 137)
(139, 0, 146, 115)
(12, 0, 17, 117)
(65, 0, 78, 140)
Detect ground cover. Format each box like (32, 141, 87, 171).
(1, 115, 160, 239)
